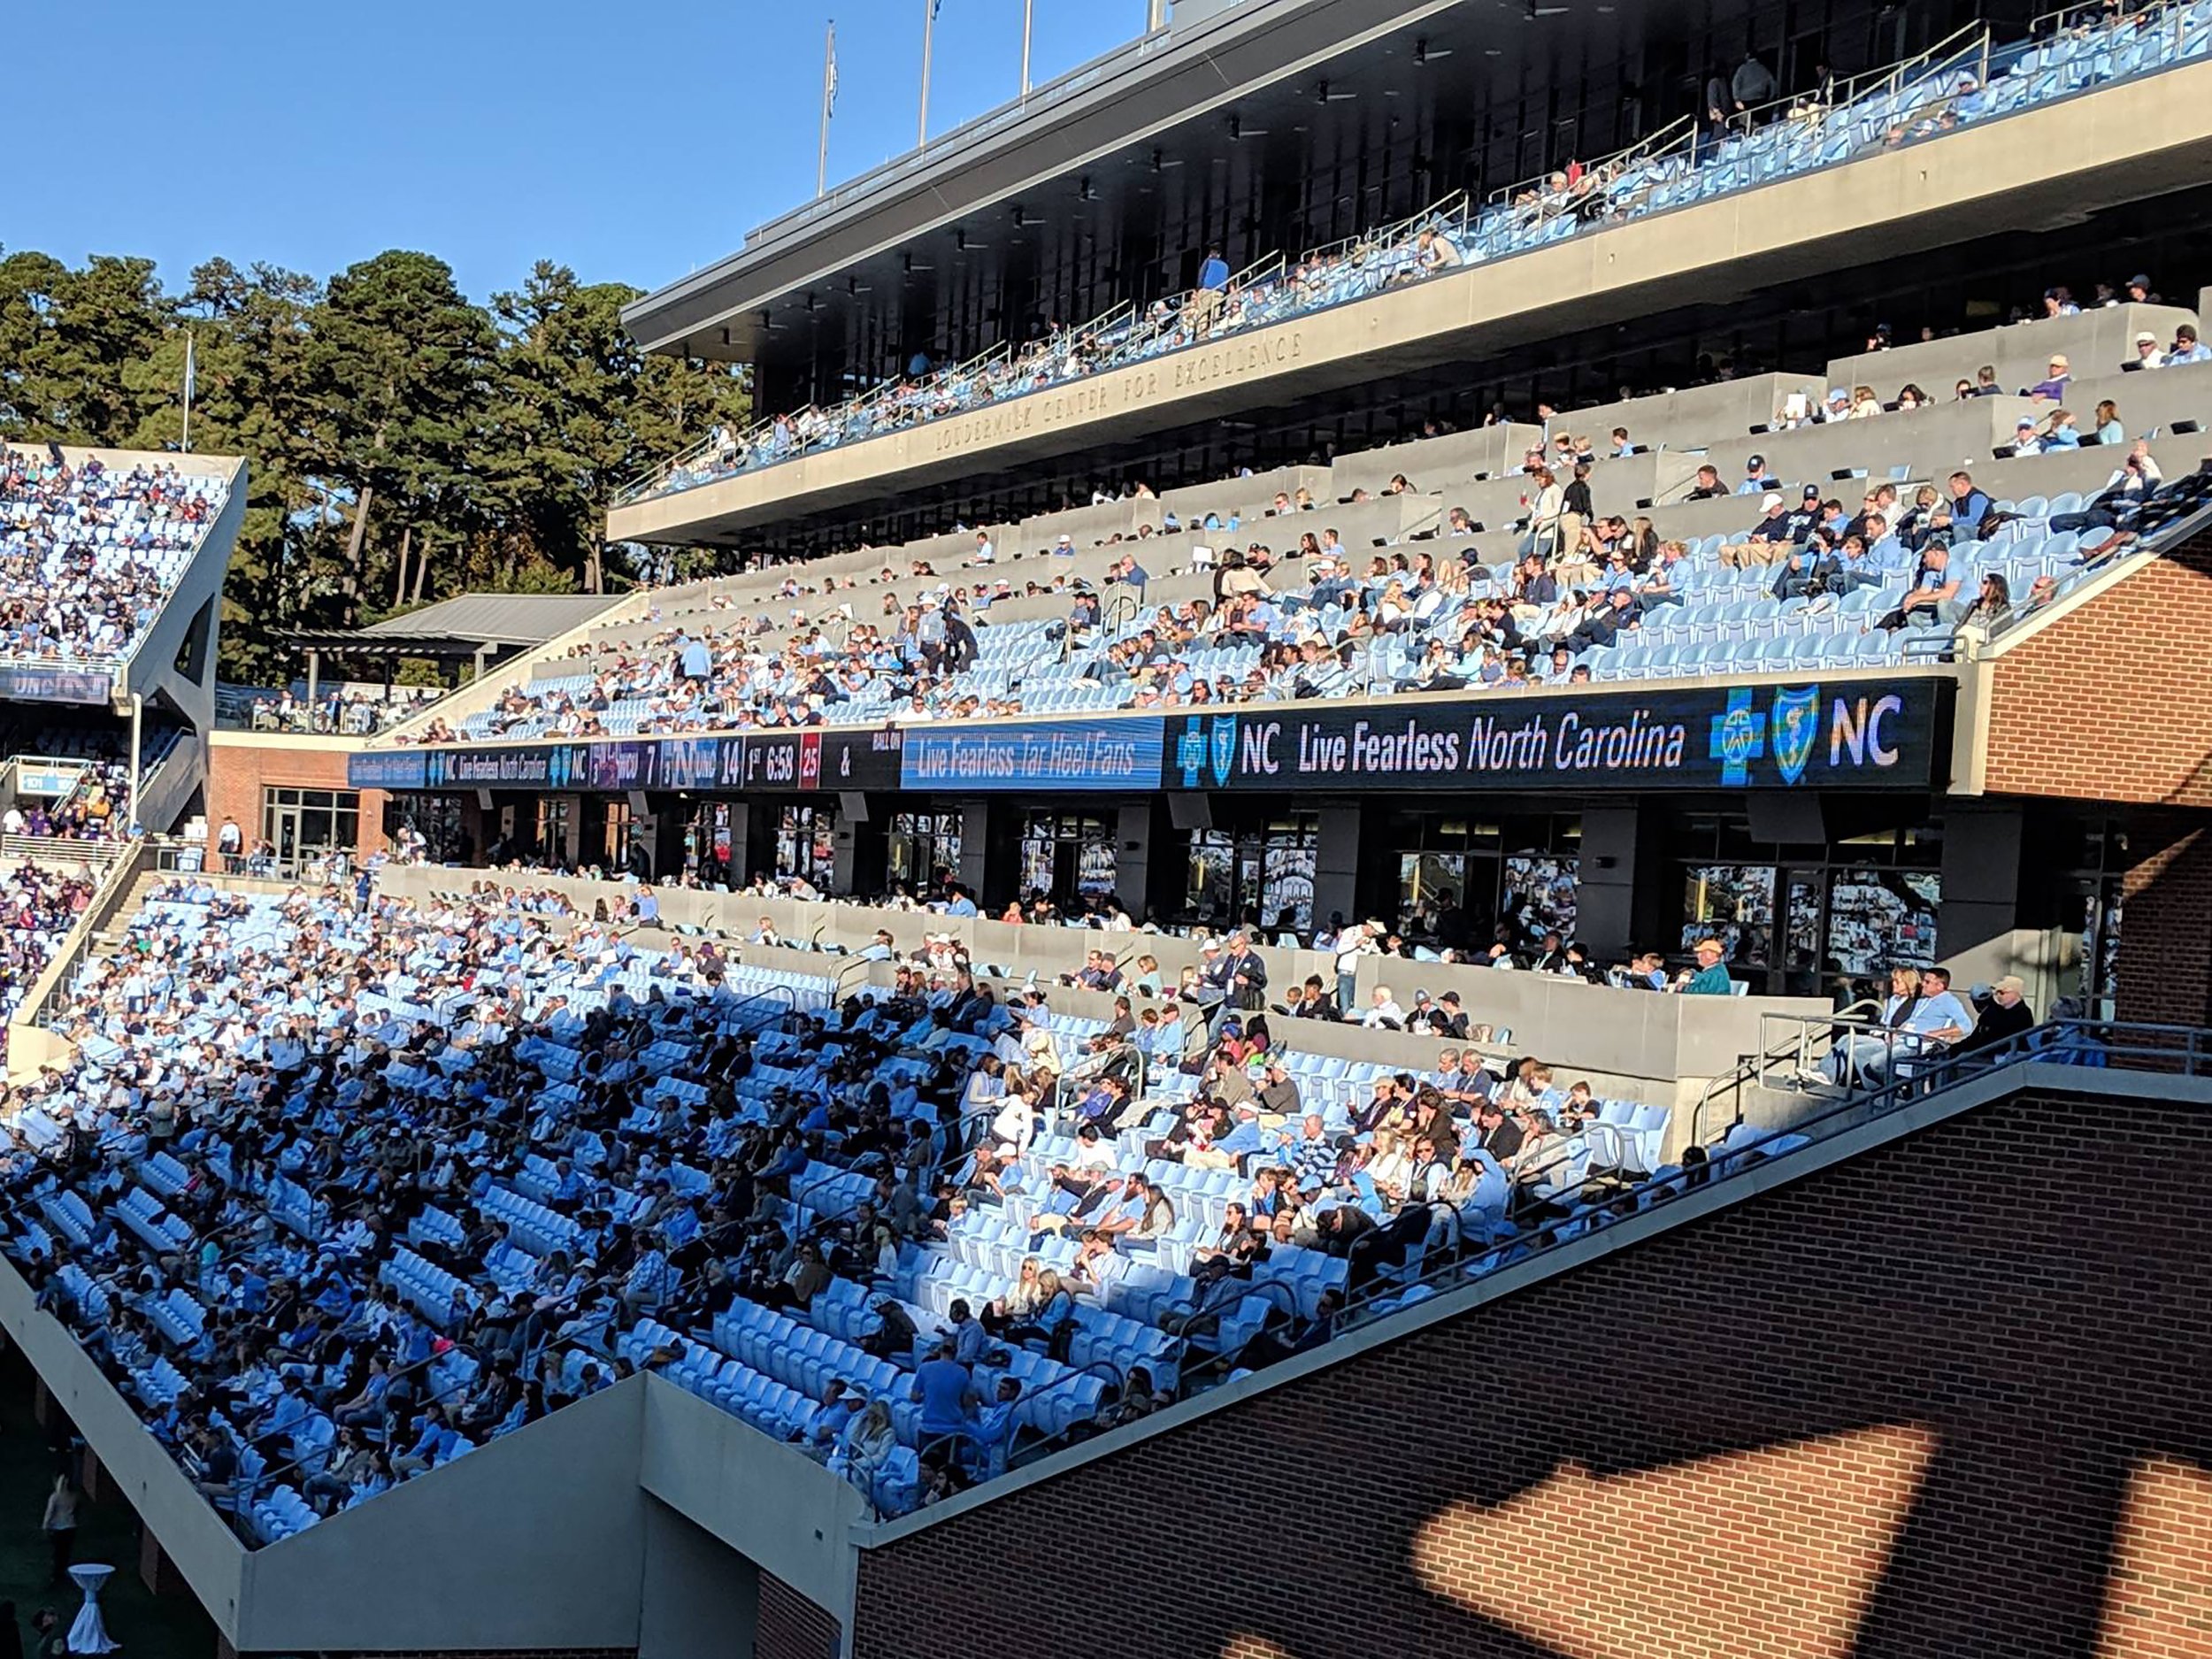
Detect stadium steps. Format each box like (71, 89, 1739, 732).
(88, 869, 188, 956)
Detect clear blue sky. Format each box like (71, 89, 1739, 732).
(11, 0, 1149, 302)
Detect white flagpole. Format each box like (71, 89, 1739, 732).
(1021, 0, 1033, 95)
(818, 19, 836, 196)
(180, 331, 196, 454)
(918, 0, 937, 148)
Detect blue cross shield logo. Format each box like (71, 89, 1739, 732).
(1708, 687, 1766, 787)
(1209, 715, 1239, 787)
(1174, 718, 1206, 788)
(1770, 685, 1821, 785)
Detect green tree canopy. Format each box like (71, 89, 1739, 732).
(0, 243, 749, 683)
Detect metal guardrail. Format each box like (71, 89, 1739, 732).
(1141, 1016, 2210, 1411)
(0, 834, 127, 868)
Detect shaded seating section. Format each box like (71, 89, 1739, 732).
(622, 0, 2212, 506)
(0, 875, 1730, 1525)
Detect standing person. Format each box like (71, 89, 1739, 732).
(216, 815, 243, 873)
(1187, 244, 1232, 337)
(40, 1476, 76, 1587)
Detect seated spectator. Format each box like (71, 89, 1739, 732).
(1961, 975, 2036, 1051)
(1676, 938, 1734, 995)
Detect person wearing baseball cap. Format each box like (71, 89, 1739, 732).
(1962, 974, 2035, 1051)
(2130, 331, 2166, 369)
(1738, 453, 1778, 495)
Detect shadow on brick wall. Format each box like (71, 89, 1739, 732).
(853, 1083, 2212, 1659)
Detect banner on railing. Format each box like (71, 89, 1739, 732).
(354, 680, 1945, 799)
(1162, 680, 1947, 792)
(0, 665, 114, 704)
(349, 727, 908, 795)
(899, 717, 1164, 792)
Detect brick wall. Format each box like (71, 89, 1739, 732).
(2117, 818, 2212, 1028)
(1983, 529, 2212, 805)
(853, 1084, 2212, 1659)
(756, 1570, 840, 1659)
(206, 734, 388, 860)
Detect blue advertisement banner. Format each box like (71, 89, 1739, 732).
(1163, 680, 1947, 793)
(349, 727, 907, 795)
(350, 682, 1940, 799)
(899, 718, 1166, 792)
(347, 750, 433, 791)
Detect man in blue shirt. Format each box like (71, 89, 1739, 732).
(1862, 512, 1909, 572)
(910, 1343, 978, 1446)
(1187, 244, 1232, 337)
(1735, 454, 1778, 495)
(1912, 966, 1975, 1052)
(1885, 543, 1967, 628)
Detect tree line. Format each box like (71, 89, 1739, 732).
(0, 248, 750, 683)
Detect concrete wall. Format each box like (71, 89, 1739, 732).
(637, 1374, 871, 1621)
(1824, 303, 2198, 403)
(234, 1372, 649, 1653)
(1559, 374, 1830, 454)
(0, 1256, 249, 1635)
(1332, 423, 1547, 495)
(640, 1498, 761, 1659)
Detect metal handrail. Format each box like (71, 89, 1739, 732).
(1303, 189, 1471, 271)
(987, 1356, 1134, 1466)
(1686, 995, 1882, 1147)
(1725, 20, 1994, 137)
(1315, 1017, 2203, 1342)
(1484, 114, 1696, 215)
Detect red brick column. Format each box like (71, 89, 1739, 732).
(757, 1571, 841, 1659)
(2117, 821, 2212, 1030)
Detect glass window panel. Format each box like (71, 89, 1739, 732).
(1187, 831, 1233, 922)
(1020, 838, 1055, 900)
(1503, 851, 1579, 941)
(1076, 835, 1118, 902)
(1824, 869, 1940, 975)
(1400, 851, 1466, 919)
(1680, 864, 1776, 963)
(1261, 839, 1316, 933)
